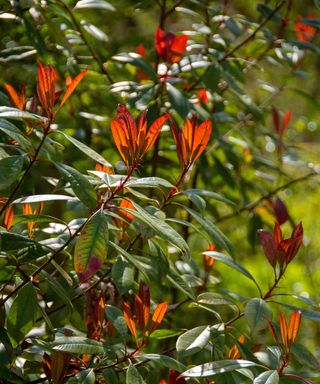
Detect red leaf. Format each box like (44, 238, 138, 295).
(272, 106, 280, 133)
(257, 230, 277, 267)
(281, 111, 291, 134)
(279, 312, 288, 351)
(287, 311, 301, 349)
(143, 113, 170, 153)
(123, 301, 138, 343)
(4, 83, 26, 110)
(149, 302, 168, 334)
(2, 206, 14, 230)
(57, 67, 89, 111)
(170, 35, 188, 63)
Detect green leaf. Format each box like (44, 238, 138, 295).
(291, 343, 320, 370)
(124, 177, 174, 189)
(53, 336, 104, 354)
(182, 207, 232, 254)
(13, 214, 68, 228)
(126, 364, 146, 384)
(109, 241, 151, 281)
(0, 107, 47, 121)
(55, 163, 97, 209)
(203, 251, 258, 285)
(7, 283, 38, 347)
(245, 298, 272, 334)
(139, 354, 187, 372)
(13, 194, 78, 204)
(56, 131, 111, 167)
(176, 325, 211, 357)
(74, 210, 108, 281)
(166, 83, 192, 119)
(112, 52, 157, 81)
(74, 369, 96, 384)
(0, 155, 25, 191)
(166, 265, 195, 300)
(0, 118, 32, 151)
(253, 370, 279, 384)
(181, 360, 260, 377)
(128, 202, 189, 258)
(0, 231, 38, 251)
(197, 292, 236, 306)
(74, 0, 115, 11)
(256, 4, 281, 22)
(202, 64, 221, 92)
(112, 255, 134, 295)
(183, 189, 236, 206)
(105, 305, 128, 338)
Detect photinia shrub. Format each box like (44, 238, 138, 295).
(0, 1, 319, 383)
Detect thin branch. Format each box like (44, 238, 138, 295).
(220, 0, 287, 62)
(61, 2, 114, 84)
(215, 170, 318, 224)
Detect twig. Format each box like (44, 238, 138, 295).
(215, 170, 318, 224)
(61, 2, 114, 84)
(220, 0, 287, 62)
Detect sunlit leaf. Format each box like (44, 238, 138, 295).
(74, 210, 108, 281)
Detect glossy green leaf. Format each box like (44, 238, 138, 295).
(56, 131, 111, 168)
(7, 283, 38, 347)
(0, 118, 32, 150)
(124, 177, 174, 189)
(197, 292, 236, 306)
(111, 255, 134, 295)
(0, 155, 25, 191)
(105, 304, 128, 338)
(166, 266, 195, 300)
(74, 210, 108, 281)
(53, 336, 104, 354)
(126, 364, 146, 384)
(74, 0, 115, 11)
(166, 83, 192, 119)
(203, 251, 257, 285)
(245, 298, 272, 333)
(183, 189, 236, 206)
(181, 360, 260, 377)
(139, 354, 187, 372)
(0, 231, 39, 251)
(128, 202, 189, 258)
(112, 52, 157, 81)
(253, 370, 279, 384)
(0, 107, 47, 121)
(176, 325, 211, 356)
(74, 369, 95, 384)
(182, 207, 232, 254)
(13, 194, 78, 204)
(55, 163, 97, 209)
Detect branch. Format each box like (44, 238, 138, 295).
(219, 0, 287, 62)
(62, 2, 114, 84)
(215, 170, 318, 224)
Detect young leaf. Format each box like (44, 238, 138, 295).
(74, 210, 108, 282)
(57, 67, 89, 111)
(7, 283, 38, 347)
(149, 302, 168, 334)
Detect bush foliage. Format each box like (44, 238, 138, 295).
(0, 0, 319, 383)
